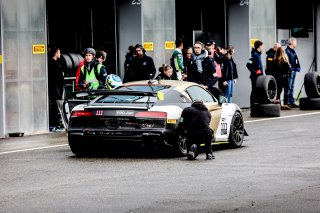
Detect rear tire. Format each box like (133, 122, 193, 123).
(174, 134, 187, 156)
(69, 138, 86, 156)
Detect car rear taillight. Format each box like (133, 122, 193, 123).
(134, 111, 167, 118)
(71, 111, 93, 117)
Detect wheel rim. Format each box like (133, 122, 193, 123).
(267, 80, 277, 100)
(178, 135, 187, 154)
(231, 114, 244, 145)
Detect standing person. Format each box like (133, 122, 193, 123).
(219, 47, 238, 103)
(123, 45, 135, 83)
(285, 37, 301, 108)
(48, 47, 64, 131)
(128, 44, 156, 81)
(177, 100, 215, 160)
(273, 47, 292, 109)
(78, 48, 108, 90)
(170, 38, 185, 80)
(183, 47, 194, 81)
(95, 49, 107, 64)
(247, 40, 264, 107)
(265, 42, 281, 76)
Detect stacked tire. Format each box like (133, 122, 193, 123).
(299, 72, 320, 110)
(250, 75, 281, 117)
(60, 53, 84, 77)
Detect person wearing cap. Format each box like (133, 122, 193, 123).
(177, 99, 215, 160)
(78, 47, 108, 90)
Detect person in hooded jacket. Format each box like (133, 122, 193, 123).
(177, 100, 215, 160)
(247, 40, 264, 107)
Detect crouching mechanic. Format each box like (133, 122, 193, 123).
(177, 100, 215, 160)
(78, 48, 107, 90)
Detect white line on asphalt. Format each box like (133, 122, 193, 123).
(245, 111, 320, 123)
(0, 144, 69, 155)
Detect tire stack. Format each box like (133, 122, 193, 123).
(60, 53, 84, 77)
(250, 75, 281, 117)
(299, 72, 320, 110)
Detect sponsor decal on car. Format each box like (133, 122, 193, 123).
(116, 110, 135, 116)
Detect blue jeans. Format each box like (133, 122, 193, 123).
(223, 80, 234, 103)
(288, 71, 296, 105)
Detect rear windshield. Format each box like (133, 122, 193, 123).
(95, 85, 171, 103)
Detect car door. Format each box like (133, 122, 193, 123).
(184, 85, 222, 133)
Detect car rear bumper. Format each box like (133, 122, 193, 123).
(68, 129, 175, 147)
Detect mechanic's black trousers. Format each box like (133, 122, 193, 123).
(186, 130, 213, 154)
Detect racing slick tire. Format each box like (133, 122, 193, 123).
(255, 75, 277, 104)
(228, 111, 245, 148)
(304, 72, 320, 98)
(299, 97, 320, 110)
(174, 134, 187, 156)
(250, 103, 281, 117)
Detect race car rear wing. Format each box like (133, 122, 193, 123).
(73, 89, 158, 98)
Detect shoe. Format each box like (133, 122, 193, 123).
(206, 152, 215, 160)
(289, 103, 299, 108)
(281, 105, 291, 110)
(187, 144, 198, 160)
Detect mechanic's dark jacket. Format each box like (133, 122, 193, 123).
(285, 46, 301, 72)
(123, 52, 135, 83)
(78, 60, 107, 90)
(48, 57, 64, 99)
(177, 101, 212, 135)
(247, 48, 264, 79)
(265, 48, 276, 76)
(127, 54, 156, 81)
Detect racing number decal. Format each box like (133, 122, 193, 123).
(96, 110, 103, 116)
(221, 123, 227, 135)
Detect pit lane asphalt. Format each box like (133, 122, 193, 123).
(0, 107, 318, 154)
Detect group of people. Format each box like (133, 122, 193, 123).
(47, 46, 122, 131)
(123, 39, 239, 104)
(248, 37, 300, 110)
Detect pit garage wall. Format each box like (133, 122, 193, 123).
(227, 0, 251, 108)
(117, 0, 175, 78)
(0, 2, 4, 137)
(117, 0, 142, 79)
(228, 0, 276, 108)
(1, 0, 47, 137)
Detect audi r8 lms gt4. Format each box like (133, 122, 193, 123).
(64, 80, 246, 156)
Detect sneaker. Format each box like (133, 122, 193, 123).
(187, 144, 198, 160)
(206, 152, 215, 160)
(289, 103, 299, 108)
(281, 105, 291, 110)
